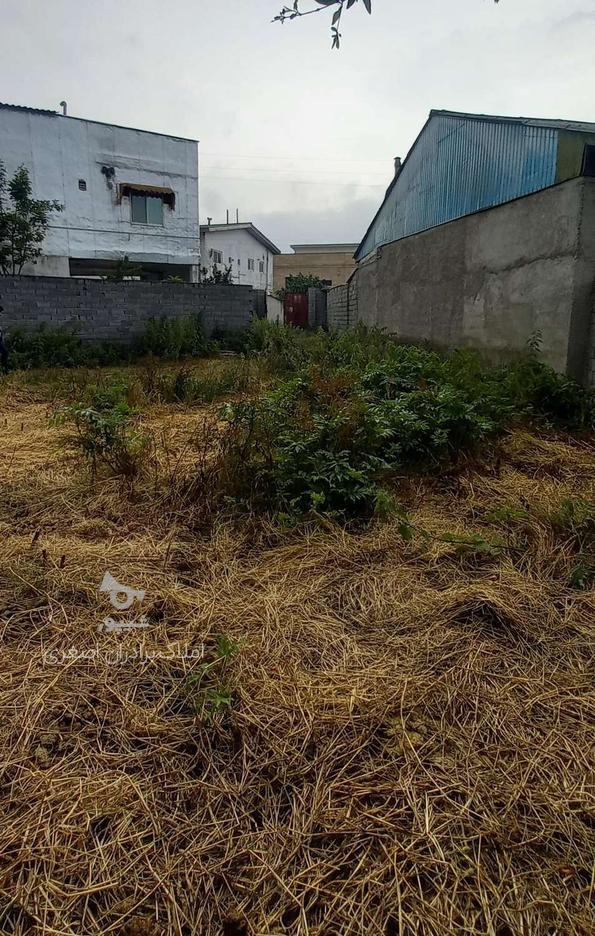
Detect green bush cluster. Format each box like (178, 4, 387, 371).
(3, 314, 212, 370)
(214, 331, 594, 521)
(52, 381, 149, 478)
(5, 326, 126, 369)
(146, 362, 252, 404)
(139, 314, 208, 360)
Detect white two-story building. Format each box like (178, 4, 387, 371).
(0, 102, 200, 281)
(200, 221, 280, 292)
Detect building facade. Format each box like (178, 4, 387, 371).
(0, 102, 200, 280)
(199, 222, 280, 292)
(273, 243, 358, 293)
(356, 109, 595, 261)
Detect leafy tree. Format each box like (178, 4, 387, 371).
(0, 162, 63, 275)
(274, 0, 499, 48)
(275, 272, 327, 300)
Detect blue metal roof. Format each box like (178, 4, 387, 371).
(355, 110, 593, 260)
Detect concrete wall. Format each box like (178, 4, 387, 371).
(200, 227, 275, 292)
(266, 293, 283, 324)
(0, 105, 199, 278)
(327, 275, 359, 331)
(349, 177, 595, 383)
(0, 277, 254, 345)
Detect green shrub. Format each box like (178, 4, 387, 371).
(139, 314, 207, 360)
(149, 362, 252, 404)
(53, 381, 149, 478)
(216, 365, 499, 520)
(208, 330, 593, 522)
(5, 326, 126, 370)
(6, 325, 87, 369)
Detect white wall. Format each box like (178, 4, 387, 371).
(0, 108, 199, 278)
(200, 227, 274, 291)
(266, 293, 283, 323)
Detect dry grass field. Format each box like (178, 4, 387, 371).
(0, 363, 594, 935)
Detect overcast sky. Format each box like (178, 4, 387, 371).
(1, 0, 593, 251)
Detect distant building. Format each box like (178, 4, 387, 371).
(356, 109, 595, 260)
(0, 101, 200, 281)
(200, 222, 280, 291)
(273, 244, 358, 293)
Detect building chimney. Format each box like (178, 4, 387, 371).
(226, 210, 229, 225)
(236, 209, 239, 223)
(394, 156, 402, 178)
(207, 217, 212, 227)
(60, 101, 68, 116)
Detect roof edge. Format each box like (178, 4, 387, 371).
(200, 222, 281, 255)
(0, 102, 198, 143)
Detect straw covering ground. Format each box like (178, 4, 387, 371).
(0, 357, 594, 935)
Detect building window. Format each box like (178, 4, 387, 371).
(583, 145, 595, 177)
(228, 257, 234, 266)
(237, 258, 241, 267)
(78, 179, 87, 191)
(212, 250, 223, 265)
(321, 279, 333, 287)
(248, 259, 255, 271)
(259, 260, 265, 274)
(131, 194, 164, 225)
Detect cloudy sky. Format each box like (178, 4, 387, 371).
(0, 0, 593, 250)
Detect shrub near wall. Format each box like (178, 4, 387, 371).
(0, 277, 254, 346)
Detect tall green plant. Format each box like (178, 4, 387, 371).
(0, 163, 63, 275)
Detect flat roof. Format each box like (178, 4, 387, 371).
(200, 222, 281, 255)
(0, 101, 199, 143)
(290, 243, 360, 254)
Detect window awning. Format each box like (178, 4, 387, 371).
(118, 183, 175, 209)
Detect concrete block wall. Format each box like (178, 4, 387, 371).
(0, 277, 254, 345)
(326, 277, 359, 331)
(351, 177, 595, 382)
(327, 284, 350, 330)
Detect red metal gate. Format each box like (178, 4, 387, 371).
(283, 292, 308, 328)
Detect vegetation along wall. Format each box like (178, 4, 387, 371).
(341, 177, 595, 384)
(0, 279, 255, 344)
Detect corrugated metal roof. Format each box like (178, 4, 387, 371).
(355, 109, 595, 260)
(0, 101, 58, 117)
(431, 109, 595, 135)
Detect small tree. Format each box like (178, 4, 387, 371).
(0, 162, 63, 276)
(275, 272, 326, 300)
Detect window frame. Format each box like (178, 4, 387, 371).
(130, 193, 165, 226)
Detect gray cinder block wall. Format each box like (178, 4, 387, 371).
(0, 279, 255, 345)
(327, 274, 359, 331)
(343, 177, 595, 383)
